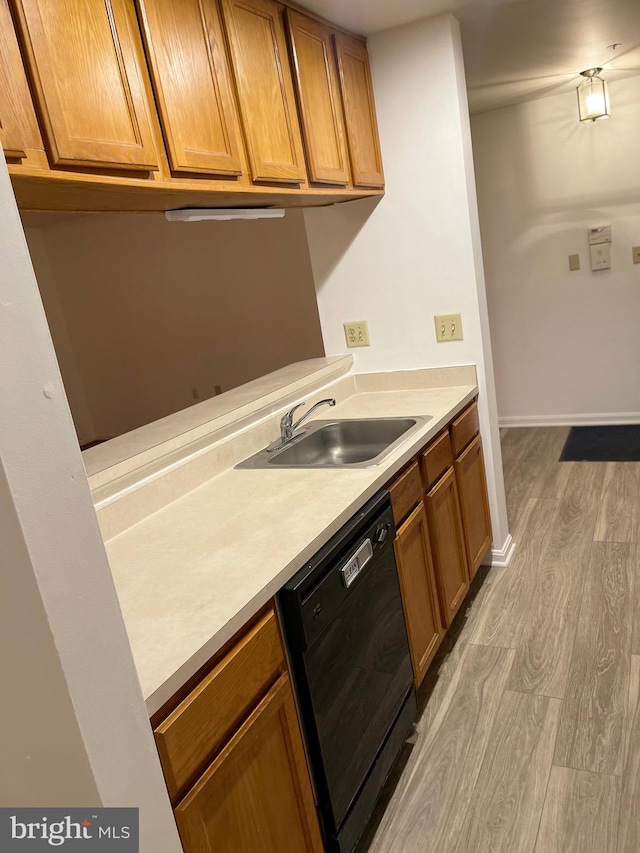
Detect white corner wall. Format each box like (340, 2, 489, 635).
(472, 75, 640, 425)
(304, 13, 510, 557)
(25, 210, 324, 444)
(0, 156, 181, 851)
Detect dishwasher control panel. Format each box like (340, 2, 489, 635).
(340, 539, 373, 588)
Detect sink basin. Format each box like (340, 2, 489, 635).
(236, 416, 432, 469)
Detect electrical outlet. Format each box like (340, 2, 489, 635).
(344, 321, 370, 348)
(633, 246, 640, 265)
(435, 313, 463, 342)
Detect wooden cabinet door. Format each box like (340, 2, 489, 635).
(425, 467, 470, 627)
(13, 0, 158, 170)
(136, 0, 245, 177)
(220, 0, 306, 184)
(455, 434, 492, 579)
(286, 10, 349, 186)
(333, 33, 383, 188)
(394, 503, 444, 688)
(175, 672, 323, 853)
(0, 0, 43, 159)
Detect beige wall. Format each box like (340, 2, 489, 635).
(304, 14, 510, 561)
(24, 210, 324, 444)
(23, 226, 96, 440)
(472, 75, 640, 425)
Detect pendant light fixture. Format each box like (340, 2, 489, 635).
(577, 68, 610, 122)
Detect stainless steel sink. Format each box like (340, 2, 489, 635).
(236, 416, 432, 469)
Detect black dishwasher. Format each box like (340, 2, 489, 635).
(279, 490, 416, 853)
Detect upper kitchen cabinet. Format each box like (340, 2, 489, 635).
(285, 10, 349, 186)
(136, 0, 245, 177)
(219, 0, 307, 184)
(334, 33, 384, 189)
(11, 0, 158, 171)
(4, 0, 385, 209)
(0, 0, 44, 161)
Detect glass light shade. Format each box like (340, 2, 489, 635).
(577, 71, 610, 122)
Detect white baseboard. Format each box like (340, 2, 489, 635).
(499, 413, 640, 428)
(482, 534, 516, 568)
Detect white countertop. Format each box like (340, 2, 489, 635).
(103, 377, 476, 715)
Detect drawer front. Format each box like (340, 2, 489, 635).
(421, 430, 453, 491)
(388, 461, 423, 527)
(155, 608, 285, 800)
(451, 401, 479, 457)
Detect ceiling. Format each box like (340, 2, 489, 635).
(303, 0, 640, 113)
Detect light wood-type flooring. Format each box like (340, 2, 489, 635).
(358, 427, 640, 853)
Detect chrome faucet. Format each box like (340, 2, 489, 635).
(267, 398, 336, 452)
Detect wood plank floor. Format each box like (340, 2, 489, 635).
(358, 427, 640, 853)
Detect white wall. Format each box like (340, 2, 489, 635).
(472, 75, 640, 424)
(304, 13, 510, 559)
(0, 155, 181, 851)
(25, 210, 324, 444)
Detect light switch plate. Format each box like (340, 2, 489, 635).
(344, 321, 370, 348)
(633, 246, 640, 265)
(435, 313, 463, 342)
(569, 253, 580, 271)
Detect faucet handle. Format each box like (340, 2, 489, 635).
(282, 402, 306, 429)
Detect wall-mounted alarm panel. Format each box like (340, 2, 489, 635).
(588, 224, 612, 271)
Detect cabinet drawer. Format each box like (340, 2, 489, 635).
(388, 461, 423, 527)
(451, 401, 479, 457)
(155, 608, 285, 800)
(421, 430, 453, 491)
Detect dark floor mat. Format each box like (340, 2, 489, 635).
(560, 425, 640, 462)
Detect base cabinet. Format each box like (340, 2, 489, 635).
(394, 503, 444, 687)
(153, 606, 323, 853)
(175, 673, 323, 853)
(387, 396, 492, 685)
(425, 467, 470, 627)
(455, 433, 492, 577)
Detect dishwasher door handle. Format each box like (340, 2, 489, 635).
(340, 538, 374, 588)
